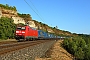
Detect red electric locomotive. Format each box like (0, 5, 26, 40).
(15, 25, 38, 41)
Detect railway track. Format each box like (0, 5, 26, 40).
(0, 40, 51, 55)
(0, 41, 17, 45)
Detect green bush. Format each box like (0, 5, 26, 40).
(0, 17, 16, 40)
(0, 4, 17, 11)
(63, 36, 90, 60)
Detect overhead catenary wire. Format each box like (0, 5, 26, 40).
(29, 0, 54, 27)
(24, 0, 45, 23)
(29, 0, 45, 21)
(4, 0, 8, 3)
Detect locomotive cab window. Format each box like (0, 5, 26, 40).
(17, 27, 26, 30)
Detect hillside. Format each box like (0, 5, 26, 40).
(33, 20, 77, 37)
(0, 4, 76, 37)
(0, 4, 17, 18)
(36, 40, 73, 60)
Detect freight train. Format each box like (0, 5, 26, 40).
(15, 25, 61, 41)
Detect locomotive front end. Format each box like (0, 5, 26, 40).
(15, 26, 26, 41)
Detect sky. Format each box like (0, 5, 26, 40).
(0, 0, 90, 34)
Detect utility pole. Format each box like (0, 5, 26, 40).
(56, 26, 58, 29)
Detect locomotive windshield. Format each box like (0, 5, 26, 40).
(17, 27, 26, 30)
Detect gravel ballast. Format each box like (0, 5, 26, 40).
(0, 40, 56, 60)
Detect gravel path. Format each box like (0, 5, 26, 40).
(35, 40, 73, 60)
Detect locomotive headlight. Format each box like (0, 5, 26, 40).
(22, 32, 25, 33)
(16, 31, 19, 33)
